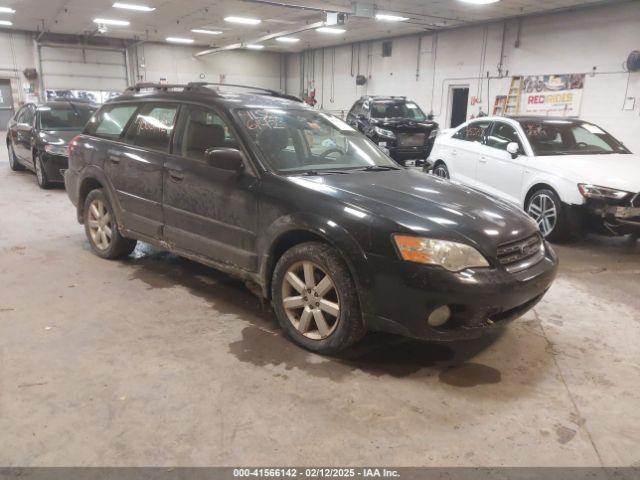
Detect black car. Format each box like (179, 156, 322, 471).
(6, 101, 97, 188)
(346, 96, 439, 166)
(64, 83, 557, 354)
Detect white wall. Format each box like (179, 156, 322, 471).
(286, 1, 640, 153)
(130, 42, 285, 91)
(0, 30, 38, 108)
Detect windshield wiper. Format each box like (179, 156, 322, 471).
(300, 169, 350, 176)
(356, 165, 400, 172)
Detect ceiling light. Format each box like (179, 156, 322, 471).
(376, 13, 409, 22)
(316, 27, 346, 34)
(166, 37, 194, 44)
(191, 29, 222, 35)
(458, 0, 500, 4)
(0, 19, 12, 25)
(0, 7, 15, 14)
(246, 44, 264, 50)
(276, 37, 300, 43)
(93, 18, 130, 26)
(112, 2, 155, 11)
(224, 16, 261, 25)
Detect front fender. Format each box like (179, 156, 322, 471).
(523, 172, 584, 206)
(258, 212, 376, 316)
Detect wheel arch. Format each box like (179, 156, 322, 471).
(524, 182, 559, 208)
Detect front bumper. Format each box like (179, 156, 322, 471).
(568, 199, 640, 236)
(42, 153, 68, 183)
(362, 244, 558, 341)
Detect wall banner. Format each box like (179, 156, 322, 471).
(521, 74, 585, 116)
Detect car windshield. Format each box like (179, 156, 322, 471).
(234, 108, 400, 174)
(519, 120, 630, 156)
(370, 101, 427, 121)
(39, 104, 96, 131)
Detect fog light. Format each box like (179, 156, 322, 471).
(428, 305, 451, 327)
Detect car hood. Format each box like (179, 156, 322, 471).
(535, 153, 640, 193)
(371, 118, 437, 131)
(38, 130, 81, 146)
(288, 169, 538, 251)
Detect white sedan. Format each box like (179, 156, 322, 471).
(428, 116, 640, 241)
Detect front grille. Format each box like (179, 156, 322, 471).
(497, 234, 544, 273)
(397, 133, 426, 147)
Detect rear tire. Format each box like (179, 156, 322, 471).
(272, 242, 366, 354)
(432, 161, 449, 179)
(34, 153, 53, 189)
(7, 143, 24, 171)
(525, 188, 573, 242)
(83, 189, 137, 259)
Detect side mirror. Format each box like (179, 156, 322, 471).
(205, 148, 245, 172)
(506, 142, 520, 159)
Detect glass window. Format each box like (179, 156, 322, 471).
(520, 120, 630, 156)
(176, 105, 238, 161)
(486, 122, 523, 151)
(88, 104, 138, 139)
(349, 101, 363, 118)
(234, 108, 399, 173)
(18, 105, 35, 125)
(125, 104, 178, 152)
(465, 121, 491, 143)
(38, 104, 96, 131)
(453, 126, 467, 140)
(370, 100, 427, 121)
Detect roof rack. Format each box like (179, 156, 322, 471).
(121, 82, 302, 102)
(186, 82, 303, 102)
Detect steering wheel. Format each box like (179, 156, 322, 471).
(320, 148, 345, 161)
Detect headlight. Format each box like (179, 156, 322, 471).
(373, 126, 395, 138)
(44, 144, 69, 156)
(578, 184, 630, 200)
(428, 128, 440, 140)
(393, 235, 489, 272)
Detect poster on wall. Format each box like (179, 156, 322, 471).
(520, 74, 585, 117)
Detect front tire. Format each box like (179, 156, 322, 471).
(83, 189, 137, 259)
(432, 161, 449, 179)
(272, 242, 366, 354)
(526, 188, 572, 242)
(7, 143, 24, 171)
(34, 153, 53, 189)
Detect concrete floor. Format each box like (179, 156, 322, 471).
(1, 146, 639, 468)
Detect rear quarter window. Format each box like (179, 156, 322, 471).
(85, 104, 138, 140)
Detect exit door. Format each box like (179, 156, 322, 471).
(449, 87, 469, 128)
(0, 79, 14, 126)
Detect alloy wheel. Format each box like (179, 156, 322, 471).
(433, 165, 448, 179)
(281, 261, 340, 340)
(35, 157, 44, 185)
(527, 193, 557, 237)
(87, 199, 113, 250)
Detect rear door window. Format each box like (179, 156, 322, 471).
(124, 103, 179, 153)
(87, 104, 138, 139)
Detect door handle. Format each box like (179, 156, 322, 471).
(109, 155, 121, 164)
(168, 170, 184, 182)
(451, 150, 458, 156)
(479, 157, 487, 164)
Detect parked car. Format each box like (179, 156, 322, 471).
(346, 95, 439, 167)
(429, 116, 640, 241)
(6, 101, 97, 188)
(64, 83, 557, 354)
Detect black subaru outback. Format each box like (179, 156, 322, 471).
(64, 82, 557, 354)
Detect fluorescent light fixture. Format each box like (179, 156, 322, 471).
(0, 7, 16, 14)
(316, 26, 346, 34)
(0, 19, 13, 26)
(276, 37, 300, 43)
(376, 13, 409, 22)
(93, 18, 130, 26)
(224, 16, 261, 25)
(246, 44, 264, 50)
(191, 28, 222, 35)
(112, 2, 155, 11)
(458, 0, 500, 4)
(166, 37, 194, 44)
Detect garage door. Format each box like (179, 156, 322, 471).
(39, 45, 128, 93)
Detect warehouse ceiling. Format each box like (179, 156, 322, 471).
(1, 0, 619, 53)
